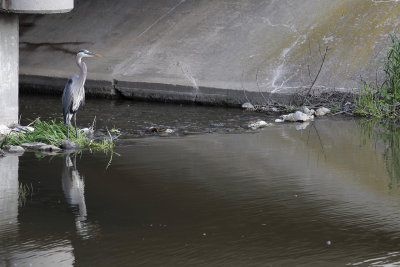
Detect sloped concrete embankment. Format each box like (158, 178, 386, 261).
(19, 0, 400, 106)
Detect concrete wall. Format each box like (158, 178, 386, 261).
(18, 0, 400, 105)
(0, 14, 18, 126)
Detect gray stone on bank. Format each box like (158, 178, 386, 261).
(248, 120, 272, 130)
(315, 107, 331, 116)
(60, 140, 81, 150)
(0, 149, 4, 157)
(4, 145, 25, 153)
(146, 127, 175, 135)
(282, 111, 314, 122)
(242, 102, 255, 110)
(81, 127, 94, 136)
(21, 142, 48, 150)
(303, 106, 315, 116)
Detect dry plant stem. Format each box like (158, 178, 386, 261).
(90, 116, 96, 131)
(240, 68, 251, 103)
(307, 39, 313, 83)
(306, 46, 329, 95)
(303, 45, 330, 105)
(255, 68, 269, 105)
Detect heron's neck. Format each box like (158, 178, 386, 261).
(76, 55, 87, 85)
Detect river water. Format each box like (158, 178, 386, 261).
(1, 95, 400, 266)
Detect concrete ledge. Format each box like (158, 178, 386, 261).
(20, 74, 354, 107)
(114, 80, 300, 106)
(20, 75, 116, 98)
(20, 75, 303, 106)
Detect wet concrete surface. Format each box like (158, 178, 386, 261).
(2, 96, 400, 266)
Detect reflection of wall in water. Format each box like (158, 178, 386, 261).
(0, 156, 75, 266)
(0, 156, 19, 264)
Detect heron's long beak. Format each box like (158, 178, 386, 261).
(88, 52, 102, 57)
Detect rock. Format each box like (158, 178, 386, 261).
(315, 107, 331, 116)
(164, 129, 175, 134)
(303, 106, 315, 116)
(282, 111, 314, 122)
(248, 120, 271, 130)
(275, 119, 284, 123)
(5, 145, 25, 153)
(242, 102, 254, 110)
(146, 127, 174, 134)
(0, 149, 4, 157)
(344, 101, 353, 112)
(81, 127, 94, 136)
(146, 126, 159, 133)
(39, 145, 62, 152)
(21, 142, 47, 150)
(0, 125, 11, 135)
(159, 128, 176, 137)
(60, 141, 81, 150)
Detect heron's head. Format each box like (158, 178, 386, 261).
(77, 49, 102, 58)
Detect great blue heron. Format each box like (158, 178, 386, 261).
(62, 49, 101, 138)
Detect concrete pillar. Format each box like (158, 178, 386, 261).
(0, 1, 73, 126)
(0, 14, 19, 127)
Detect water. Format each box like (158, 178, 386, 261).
(19, 95, 259, 138)
(2, 95, 400, 266)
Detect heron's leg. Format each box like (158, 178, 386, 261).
(67, 123, 70, 138)
(73, 153, 77, 169)
(74, 113, 78, 137)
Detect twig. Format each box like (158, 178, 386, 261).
(307, 39, 313, 83)
(90, 116, 96, 131)
(255, 68, 269, 105)
(306, 45, 329, 96)
(240, 68, 251, 103)
(332, 110, 346, 116)
(26, 118, 38, 127)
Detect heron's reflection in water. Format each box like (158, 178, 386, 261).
(62, 153, 91, 238)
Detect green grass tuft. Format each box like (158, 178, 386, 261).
(355, 34, 400, 119)
(383, 34, 400, 104)
(355, 83, 386, 118)
(0, 118, 115, 152)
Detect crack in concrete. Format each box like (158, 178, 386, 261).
(137, 0, 186, 38)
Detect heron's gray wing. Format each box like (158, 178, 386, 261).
(62, 75, 78, 124)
